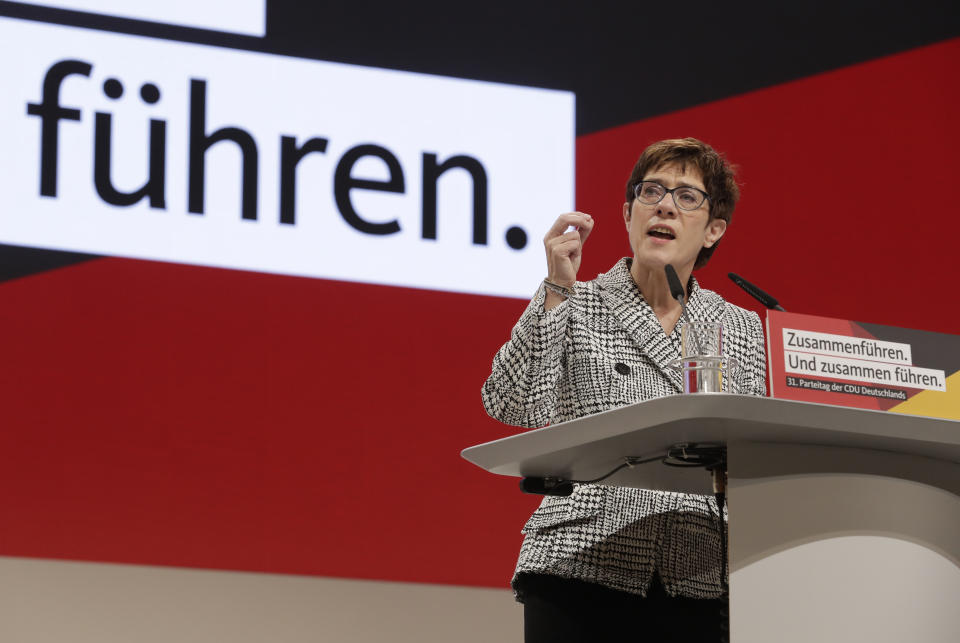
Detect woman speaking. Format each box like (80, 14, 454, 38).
(482, 138, 767, 642)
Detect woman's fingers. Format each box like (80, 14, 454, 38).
(544, 214, 595, 287)
(552, 236, 583, 258)
(545, 230, 582, 259)
(544, 212, 593, 242)
(577, 216, 595, 245)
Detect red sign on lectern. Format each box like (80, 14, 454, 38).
(766, 311, 959, 420)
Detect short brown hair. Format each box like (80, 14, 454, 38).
(624, 138, 739, 269)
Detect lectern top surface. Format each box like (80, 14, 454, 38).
(462, 395, 960, 487)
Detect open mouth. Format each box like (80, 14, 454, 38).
(647, 226, 676, 240)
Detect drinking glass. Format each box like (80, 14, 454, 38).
(678, 321, 738, 394)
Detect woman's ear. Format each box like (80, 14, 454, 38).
(623, 202, 631, 230)
(703, 218, 727, 248)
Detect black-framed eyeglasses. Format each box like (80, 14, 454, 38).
(633, 181, 710, 211)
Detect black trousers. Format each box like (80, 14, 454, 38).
(518, 572, 725, 643)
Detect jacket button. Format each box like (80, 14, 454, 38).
(614, 363, 630, 375)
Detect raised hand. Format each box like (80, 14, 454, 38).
(544, 212, 594, 288)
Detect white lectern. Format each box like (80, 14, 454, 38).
(462, 395, 960, 643)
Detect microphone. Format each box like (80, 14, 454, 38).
(727, 272, 785, 311)
(664, 263, 686, 306)
(665, 264, 703, 354)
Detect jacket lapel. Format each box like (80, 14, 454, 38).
(685, 280, 726, 326)
(597, 260, 684, 393)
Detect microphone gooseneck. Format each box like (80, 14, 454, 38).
(728, 272, 785, 311)
(665, 264, 703, 355)
(664, 263, 686, 305)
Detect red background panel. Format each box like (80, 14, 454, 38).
(576, 38, 959, 335)
(0, 259, 538, 585)
(0, 38, 957, 589)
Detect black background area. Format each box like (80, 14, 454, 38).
(0, 244, 97, 283)
(266, 0, 960, 134)
(1, 0, 957, 135)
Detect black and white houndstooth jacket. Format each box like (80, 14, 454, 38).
(482, 258, 767, 600)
